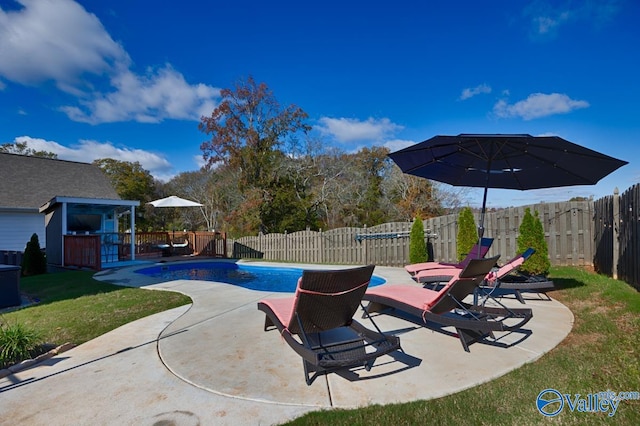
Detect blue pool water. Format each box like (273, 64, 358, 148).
(135, 262, 386, 293)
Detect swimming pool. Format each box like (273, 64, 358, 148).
(135, 262, 386, 292)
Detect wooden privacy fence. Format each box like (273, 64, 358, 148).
(228, 200, 594, 268)
(190, 231, 227, 257)
(618, 184, 640, 290)
(594, 184, 640, 291)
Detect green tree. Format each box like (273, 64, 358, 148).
(199, 76, 311, 233)
(93, 159, 157, 230)
(457, 207, 478, 261)
(0, 141, 57, 158)
(409, 216, 428, 264)
(517, 208, 550, 275)
(199, 76, 310, 188)
(260, 174, 316, 233)
(93, 159, 156, 202)
(352, 147, 391, 225)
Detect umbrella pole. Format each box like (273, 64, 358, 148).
(478, 185, 488, 243)
(478, 149, 493, 253)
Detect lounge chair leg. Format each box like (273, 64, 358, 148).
(456, 328, 488, 353)
(303, 360, 319, 386)
(361, 301, 388, 317)
(515, 290, 525, 304)
(264, 316, 275, 331)
(364, 359, 375, 371)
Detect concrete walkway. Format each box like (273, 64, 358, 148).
(0, 261, 573, 425)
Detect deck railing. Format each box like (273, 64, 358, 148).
(63, 231, 227, 270)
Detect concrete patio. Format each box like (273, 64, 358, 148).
(0, 261, 573, 425)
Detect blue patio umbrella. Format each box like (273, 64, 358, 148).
(388, 134, 628, 239)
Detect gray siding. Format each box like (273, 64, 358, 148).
(0, 211, 45, 251)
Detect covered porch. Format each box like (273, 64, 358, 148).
(40, 196, 227, 271)
(40, 196, 140, 271)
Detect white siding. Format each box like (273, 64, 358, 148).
(0, 211, 46, 251)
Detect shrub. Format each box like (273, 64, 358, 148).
(0, 319, 42, 369)
(22, 233, 47, 276)
(517, 208, 550, 276)
(457, 207, 478, 261)
(409, 216, 428, 264)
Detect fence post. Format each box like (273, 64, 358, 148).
(613, 187, 620, 279)
(362, 225, 367, 263)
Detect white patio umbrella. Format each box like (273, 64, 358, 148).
(148, 195, 203, 208)
(148, 196, 204, 244)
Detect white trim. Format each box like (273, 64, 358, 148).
(61, 202, 67, 267)
(40, 196, 139, 213)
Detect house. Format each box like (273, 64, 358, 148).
(0, 153, 138, 268)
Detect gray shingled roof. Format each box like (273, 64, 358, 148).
(0, 153, 120, 210)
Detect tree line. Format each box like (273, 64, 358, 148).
(2, 77, 468, 237)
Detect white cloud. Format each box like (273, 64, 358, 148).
(532, 13, 569, 36)
(459, 84, 492, 100)
(0, 0, 128, 88)
(384, 139, 416, 153)
(12, 136, 174, 179)
(493, 93, 589, 120)
(524, 1, 620, 39)
(316, 117, 404, 143)
(60, 66, 220, 124)
(0, 0, 220, 124)
(193, 154, 207, 170)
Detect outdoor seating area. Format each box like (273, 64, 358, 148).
(408, 248, 556, 305)
(144, 261, 571, 399)
(0, 135, 627, 423)
(364, 256, 533, 352)
(14, 260, 568, 421)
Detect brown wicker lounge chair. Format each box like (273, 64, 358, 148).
(413, 248, 533, 285)
(414, 248, 555, 304)
(257, 265, 401, 385)
(363, 256, 533, 352)
(495, 272, 555, 304)
(404, 237, 494, 276)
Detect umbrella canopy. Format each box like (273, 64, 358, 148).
(389, 134, 628, 237)
(148, 195, 203, 208)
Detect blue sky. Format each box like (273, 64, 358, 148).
(1, 0, 637, 208)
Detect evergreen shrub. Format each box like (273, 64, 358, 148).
(22, 233, 47, 276)
(409, 217, 428, 264)
(457, 207, 478, 261)
(517, 208, 550, 275)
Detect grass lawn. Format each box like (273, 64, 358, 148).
(286, 267, 640, 425)
(1, 270, 191, 349)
